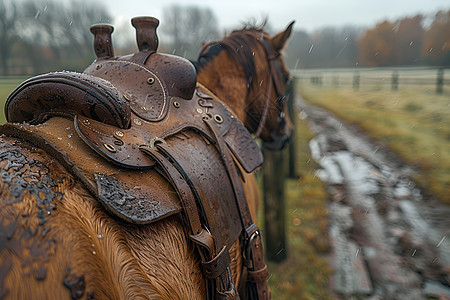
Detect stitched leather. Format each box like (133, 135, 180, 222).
(5, 71, 131, 129)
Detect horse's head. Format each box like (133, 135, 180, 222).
(196, 21, 295, 151)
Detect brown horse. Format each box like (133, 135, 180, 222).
(0, 19, 293, 299)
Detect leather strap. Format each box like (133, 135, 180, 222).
(204, 117, 270, 299)
(140, 139, 238, 298)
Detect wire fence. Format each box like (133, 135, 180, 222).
(292, 67, 449, 94)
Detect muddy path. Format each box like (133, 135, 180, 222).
(296, 97, 450, 299)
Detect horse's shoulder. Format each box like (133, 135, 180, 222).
(0, 136, 165, 298)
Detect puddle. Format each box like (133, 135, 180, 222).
(425, 280, 450, 297)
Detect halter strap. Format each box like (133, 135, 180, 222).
(253, 36, 286, 139)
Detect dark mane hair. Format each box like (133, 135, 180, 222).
(238, 18, 268, 32)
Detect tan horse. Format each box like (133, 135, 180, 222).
(0, 19, 293, 299)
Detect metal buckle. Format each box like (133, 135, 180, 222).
(244, 225, 260, 269)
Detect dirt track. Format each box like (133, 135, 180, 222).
(297, 97, 450, 299)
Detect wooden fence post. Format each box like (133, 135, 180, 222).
(392, 70, 399, 91)
(263, 147, 286, 262)
(437, 68, 444, 94)
(287, 78, 296, 179)
(353, 71, 360, 90)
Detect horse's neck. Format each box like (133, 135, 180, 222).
(196, 51, 249, 122)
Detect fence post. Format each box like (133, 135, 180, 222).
(437, 68, 444, 94)
(263, 147, 286, 262)
(392, 70, 399, 91)
(333, 75, 339, 87)
(287, 78, 296, 178)
(353, 71, 360, 90)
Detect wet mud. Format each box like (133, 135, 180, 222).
(297, 97, 450, 299)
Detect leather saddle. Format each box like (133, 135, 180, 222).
(1, 17, 269, 299)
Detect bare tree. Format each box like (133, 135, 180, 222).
(161, 4, 220, 59)
(0, 0, 19, 75)
(2, 0, 111, 74)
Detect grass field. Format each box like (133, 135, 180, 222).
(0, 77, 29, 124)
(295, 67, 450, 205)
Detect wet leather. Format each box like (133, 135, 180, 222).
(1, 20, 269, 298)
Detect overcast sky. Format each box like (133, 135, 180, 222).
(98, 0, 449, 32)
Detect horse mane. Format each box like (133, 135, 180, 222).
(195, 22, 269, 87)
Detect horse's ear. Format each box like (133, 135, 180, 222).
(270, 21, 295, 52)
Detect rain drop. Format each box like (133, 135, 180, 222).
(92, 251, 96, 255)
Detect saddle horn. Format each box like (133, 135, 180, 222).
(131, 16, 159, 52)
(90, 24, 115, 59)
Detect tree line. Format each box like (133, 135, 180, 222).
(0, 0, 112, 75)
(284, 9, 450, 69)
(0, 0, 219, 75)
(1, 0, 449, 75)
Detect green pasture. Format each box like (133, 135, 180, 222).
(0, 77, 29, 123)
(295, 67, 450, 205)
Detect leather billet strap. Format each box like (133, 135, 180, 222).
(140, 138, 238, 299)
(204, 117, 270, 299)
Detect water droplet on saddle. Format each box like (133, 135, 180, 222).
(92, 251, 96, 255)
(98, 234, 103, 239)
